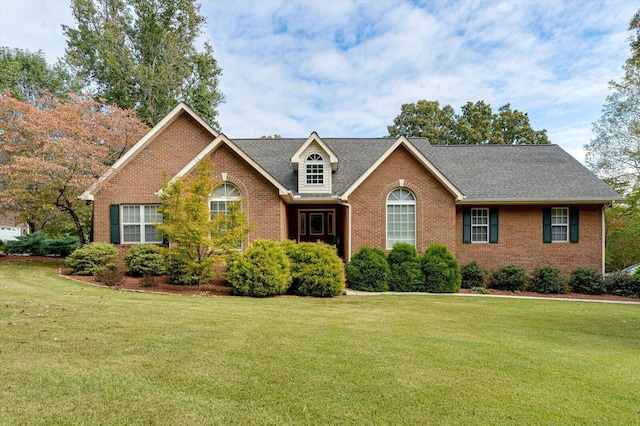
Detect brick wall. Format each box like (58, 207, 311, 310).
(455, 205, 604, 275)
(348, 145, 458, 255)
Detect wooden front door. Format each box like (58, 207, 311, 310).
(298, 209, 335, 245)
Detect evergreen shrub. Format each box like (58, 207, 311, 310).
(490, 264, 527, 291)
(283, 241, 345, 297)
(420, 243, 461, 293)
(605, 273, 640, 298)
(346, 247, 389, 292)
(387, 243, 423, 292)
(228, 240, 291, 297)
(569, 268, 605, 295)
(529, 266, 567, 294)
(65, 243, 118, 276)
(124, 244, 167, 276)
(461, 261, 487, 289)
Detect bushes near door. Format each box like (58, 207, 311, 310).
(387, 243, 423, 292)
(346, 247, 390, 292)
(283, 241, 345, 297)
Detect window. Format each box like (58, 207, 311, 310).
(551, 207, 568, 242)
(543, 207, 578, 243)
(210, 183, 241, 218)
(122, 205, 162, 243)
(305, 153, 324, 185)
(463, 207, 498, 244)
(386, 188, 416, 249)
(471, 208, 488, 242)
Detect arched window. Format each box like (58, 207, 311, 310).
(306, 153, 324, 185)
(210, 183, 241, 218)
(386, 188, 416, 249)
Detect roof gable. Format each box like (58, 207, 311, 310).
(340, 136, 464, 201)
(290, 132, 338, 171)
(80, 102, 218, 201)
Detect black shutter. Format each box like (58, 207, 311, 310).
(109, 204, 120, 244)
(463, 207, 471, 244)
(489, 208, 499, 243)
(569, 207, 579, 243)
(542, 207, 552, 243)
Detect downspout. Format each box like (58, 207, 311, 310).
(602, 205, 606, 274)
(339, 201, 352, 263)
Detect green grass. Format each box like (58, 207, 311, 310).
(1, 259, 639, 425)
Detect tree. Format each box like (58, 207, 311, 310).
(387, 100, 550, 145)
(0, 47, 82, 103)
(0, 93, 148, 243)
(586, 10, 640, 270)
(63, 0, 224, 127)
(156, 159, 251, 286)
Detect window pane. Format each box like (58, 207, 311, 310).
(552, 226, 568, 241)
(144, 206, 162, 224)
(145, 225, 161, 243)
(123, 224, 140, 243)
(122, 206, 140, 224)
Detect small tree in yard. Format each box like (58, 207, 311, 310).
(156, 160, 250, 287)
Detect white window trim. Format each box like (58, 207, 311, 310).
(209, 183, 241, 218)
(551, 207, 569, 243)
(471, 208, 489, 244)
(386, 188, 416, 249)
(305, 153, 324, 186)
(121, 205, 163, 244)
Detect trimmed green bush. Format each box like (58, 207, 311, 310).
(165, 252, 214, 286)
(490, 264, 527, 292)
(228, 240, 291, 297)
(283, 241, 345, 297)
(65, 243, 119, 276)
(124, 244, 167, 276)
(605, 273, 640, 298)
(346, 247, 389, 292)
(3, 232, 80, 257)
(569, 268, 605, 295)
(420, 244, 461, 293)
(387, 243, 423, 292)
(529, 266, 567, 294)
(461, 261, 487, 289)
(41, 235, 80, 257)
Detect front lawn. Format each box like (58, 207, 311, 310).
(1, 259, 639, 424)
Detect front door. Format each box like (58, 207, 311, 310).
(298, 209, 335, 245)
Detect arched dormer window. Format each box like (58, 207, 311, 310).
(386, 188, 416, 249)
(306, 153, 324, 185)
(210, 183, 241, 218)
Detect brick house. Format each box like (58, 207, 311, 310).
(81, 103, 622, 275)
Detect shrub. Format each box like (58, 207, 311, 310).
(461, 261, 487, 289)
(228, 240, 291, 297)
(387, 243, 423, 292)
(165, 252, 214, 286)
(529, 266, 567, 294)
(41, 235, 80, 257)
(490, 264, 527, 292)
(420, 243, 461, 293)
(140, 274, 157, 288)
(3, 232, 48, 256)
(124, 244, 167, 276)
(569, 268, 605, 295)
(346, 247, 389, 292)
(65, 243, 119, 276)
(605, 273, 640, 298)
(95, 267, 124, 286)
(284, 241, 345, 297)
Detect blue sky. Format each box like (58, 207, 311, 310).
(0, 0, 637, 162)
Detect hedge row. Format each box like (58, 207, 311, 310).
(1, 232, 79, 257)
(462, 262, 640, 298)
(346, 243, 461, 293)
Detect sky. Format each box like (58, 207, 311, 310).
(0, 0, 637, 163)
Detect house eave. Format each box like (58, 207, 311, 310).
(455, 197, 624, 206)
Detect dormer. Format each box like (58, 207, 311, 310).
(291, 132, 338, 194)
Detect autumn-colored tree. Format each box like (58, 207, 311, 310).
(157, 159, 251, 286)
(0, 93, 148, 243)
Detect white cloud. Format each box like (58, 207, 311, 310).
(1, 0, 638, 163)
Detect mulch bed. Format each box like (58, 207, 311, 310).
(2, 255, 639, 302)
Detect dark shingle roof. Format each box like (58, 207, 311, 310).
(230, 138, 620, 203)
